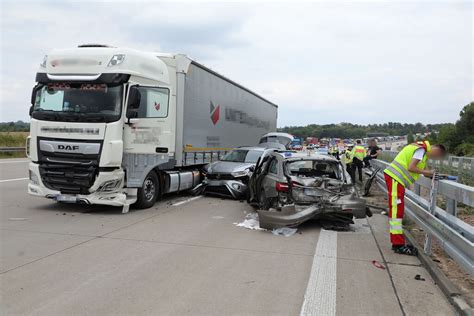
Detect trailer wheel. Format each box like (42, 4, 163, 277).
(135, 171, 159, 209)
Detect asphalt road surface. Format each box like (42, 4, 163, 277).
(1, 159, 455, 315)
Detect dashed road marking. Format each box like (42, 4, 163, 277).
(0, 177, 28, 183)
(0, 160, 29, 164)
(300, 229, 338, 316)
(171, 196, 203, 206)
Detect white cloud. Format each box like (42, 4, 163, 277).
(0, 0, 472, 126)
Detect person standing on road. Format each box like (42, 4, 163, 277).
(351, 140, 365, 182)
(364, 139, 382, 167)
(383, 140, 446, 255)
(344, 144, 355, 183)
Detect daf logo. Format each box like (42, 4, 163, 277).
(57, 144, 79, 151)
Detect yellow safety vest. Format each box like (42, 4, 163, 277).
(352, 145, 366, 161)
(384, 141, 431, 187)
(343, 151, 353, 164)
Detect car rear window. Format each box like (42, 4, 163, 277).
(287, 160, 341, 179)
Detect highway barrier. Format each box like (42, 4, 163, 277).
(0, 147, 26, 153)
(370, 159, 474, 276)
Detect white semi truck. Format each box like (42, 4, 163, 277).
(27, 44, 278, 212)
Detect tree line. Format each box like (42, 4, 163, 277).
(278, 102, 473, 156)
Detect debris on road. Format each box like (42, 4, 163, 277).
(414, 274, 426, 281)
(234, 212, 266, 231)
(372, 260, 386, 270)
(272, 227, 298, 237)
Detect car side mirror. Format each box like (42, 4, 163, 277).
(248, 165, 255, 172)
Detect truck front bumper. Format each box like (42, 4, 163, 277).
(28, 162, 137, 207)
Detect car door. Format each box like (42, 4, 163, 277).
(260, 156, 280, 199)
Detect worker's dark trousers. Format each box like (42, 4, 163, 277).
(346, 164, 355, 183)
(352, 158, 363, 182)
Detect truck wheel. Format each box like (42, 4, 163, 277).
(135, 171, 159, 209)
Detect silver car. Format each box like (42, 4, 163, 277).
(195, 147, 275, 199)
(248, 151, 369, 229)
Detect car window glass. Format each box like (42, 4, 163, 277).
(287, 160, 340, 179)
(269, 159, 278, 174)
(136, 87, 169, 118)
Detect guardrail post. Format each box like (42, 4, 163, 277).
(457, 157, 464, 183)
(446, 198, 457, 216)
(423, 177, 439, 256)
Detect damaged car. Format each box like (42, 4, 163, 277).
(191, 133, 294, 199)
(248, 151, 369, 229)
(191, 147, 274, 199)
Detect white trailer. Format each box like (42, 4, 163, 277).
(27, 44, 278, 211)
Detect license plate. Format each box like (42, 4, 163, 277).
(55, 195, 77, 203)
(303, 189, 320, 196)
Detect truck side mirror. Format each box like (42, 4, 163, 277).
(126, 86, 141, 121)
(31, 85, 41, 106)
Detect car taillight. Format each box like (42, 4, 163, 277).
(275, 182, 289, 192)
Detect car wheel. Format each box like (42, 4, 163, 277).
(134, 171, 159, 209)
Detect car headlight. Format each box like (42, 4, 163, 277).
(97, 179, 122, 192)
(231, 170, 249, 177)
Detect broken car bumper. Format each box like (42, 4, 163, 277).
(202, 179, 248, 199)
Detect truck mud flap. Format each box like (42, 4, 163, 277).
(257, 204, 320, 230)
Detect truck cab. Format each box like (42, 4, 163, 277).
(27, 45, 277, 212)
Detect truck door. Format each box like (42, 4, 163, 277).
(123, 85, 173, 155)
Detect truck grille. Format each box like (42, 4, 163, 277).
(38, 141, 101, 194)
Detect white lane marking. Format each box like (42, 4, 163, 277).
(171, 195, 203, 206)
(0, 159, 29, 164)
(300, 229, 338, 316)
(0, 177, 28, 183)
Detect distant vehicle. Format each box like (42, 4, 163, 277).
(258, 132, 294, 149)
(307, 143, 316, 150)
(27, 45, 278, 211)
(316, 147, 329, 155)
(248, 151, 368, 229)
(291, 144, 303, 151)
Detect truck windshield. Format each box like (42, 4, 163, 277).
(32, 83, 123, 123)
(221, 149, 263, 163)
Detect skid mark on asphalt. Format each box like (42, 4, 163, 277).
(0, 177, 28, 183)
(300, 229, 337, 316)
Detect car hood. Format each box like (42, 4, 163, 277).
(207, 161, 255, 174)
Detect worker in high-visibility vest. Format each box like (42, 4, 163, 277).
(384, 140, 446, 255)
(344, 144, 355, 183)
(350, 140, 365, 182)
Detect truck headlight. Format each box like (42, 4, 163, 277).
(29, 170, 39, 185)
(231, 170, 249, 178)
(107, 54, 125, 67)
(97, 179, 122, 192)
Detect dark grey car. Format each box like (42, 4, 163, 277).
(248, 151, 368, 229)
(194, 147, 276, 199)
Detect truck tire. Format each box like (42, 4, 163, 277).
(135, 171, 159, 209)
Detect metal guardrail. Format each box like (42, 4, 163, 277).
(0, 147, 26, 153)
(370, 159, 474, 276)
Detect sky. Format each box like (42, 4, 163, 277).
(0, 0, 472, 127)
